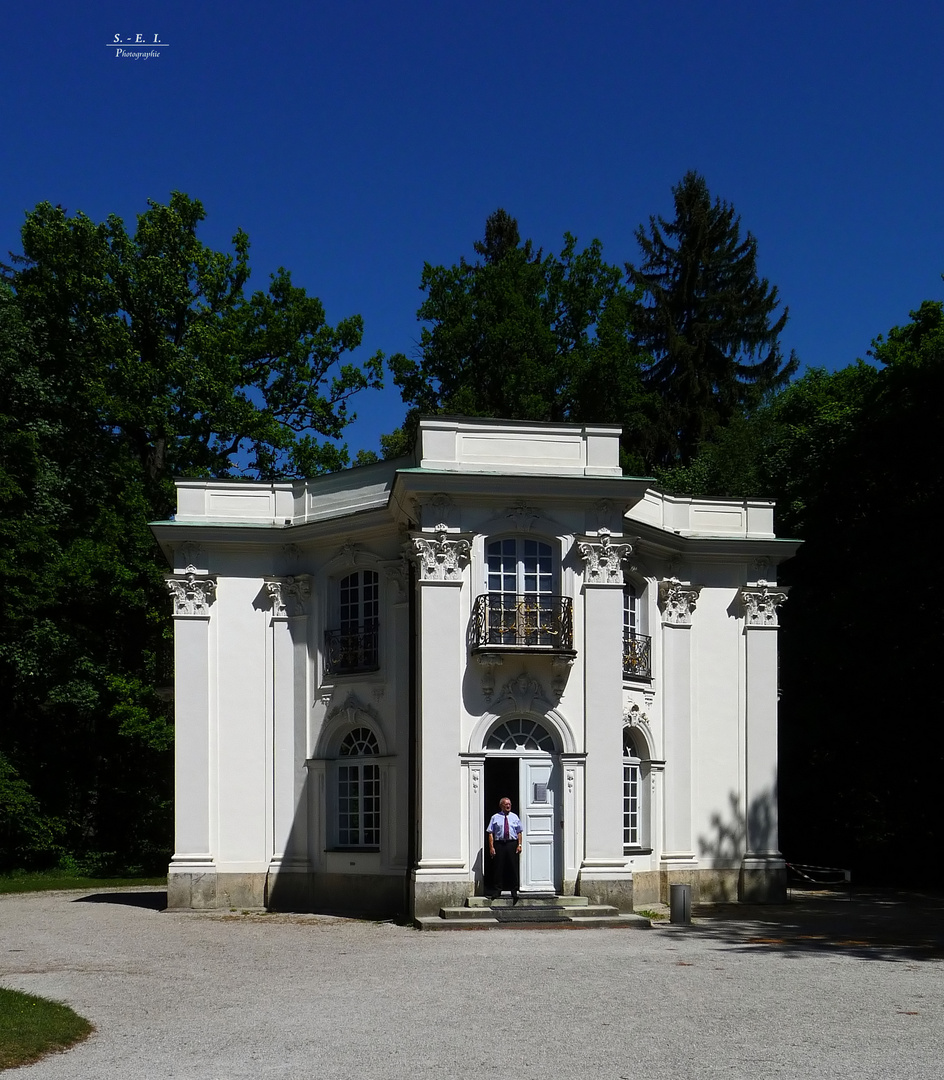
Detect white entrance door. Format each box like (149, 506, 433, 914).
(519, 756, 559, 893)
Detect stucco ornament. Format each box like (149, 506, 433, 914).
(265, 575, 311, 617)
(338, 540, 360, 567)
(424, 493, 454, 528)
(623, 703, 655, 757)
(166, 572, 217, 616)
(505, 501, 540, 532)
(384, 556, 409, 602)
(551, 655, 575, 696)
(739, 581, 789, 627)
(494, 672, 546, 713)
(475, 652, 504, 701)
(410, 526, 471, 581)
(326, 690, 381, 729)
(578, 529, 635, 585)
(658, 578, 702, 626)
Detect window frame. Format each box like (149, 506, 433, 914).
(622, 728, 652, 853)
(333, 726, 381, 851)
(324, 568, 381, 677)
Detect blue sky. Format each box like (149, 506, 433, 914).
(2, 1, 942, 459)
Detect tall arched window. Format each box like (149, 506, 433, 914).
(325, 570, 379, 675)
(623, 729, 641, 848)
(337, 727, 380, 848)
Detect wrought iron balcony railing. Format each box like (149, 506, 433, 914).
(623, 632, 652, 680)
(471, 593, 574, 652)
(324, 622, 379, 676)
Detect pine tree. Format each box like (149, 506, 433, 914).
(629, 172, 797, 465)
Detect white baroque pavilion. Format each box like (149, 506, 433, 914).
(151, 417, 797, 919)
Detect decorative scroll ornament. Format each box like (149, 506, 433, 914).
(550, 655, 575, 696)
(623, 703, 655, 757)
(424, 493, 454, 528)
(594, 499, 614, 532)
(265, 575, 311, 618)
(384, 556, 409, 602)
(410, 526, 471, 581)
(505, 501, 540, 532)
(658, 578, 702, 626)
(494, 672, 546, 713)
(176, 541, 203, 572)
(338, 540, 360, 567)
(166, 572, 217, 616)
(325, 690, 381, 729)
(578, 528, 635, 585)
(475, 652, 504, 702)
(739, 582, 789, 627)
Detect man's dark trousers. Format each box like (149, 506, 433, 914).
(493, 839, 519, 899)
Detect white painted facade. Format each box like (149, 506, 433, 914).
(152, 417, 798, 917)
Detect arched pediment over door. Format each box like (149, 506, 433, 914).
(467, 672, 576, 755)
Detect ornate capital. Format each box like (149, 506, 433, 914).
(409, 527, 471, 581)
(265, 575, 311, 618)
(578, 529, 635, 585)
(658, 578, 702, 626)
(739, 582, 789, 627)
(166, 572, 217, 616)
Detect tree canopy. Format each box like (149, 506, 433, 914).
(628, 171, 798, 465)
(0, 194, 383, 871)
(386, 208, 656, 469)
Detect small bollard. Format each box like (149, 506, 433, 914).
(669, 883, 692, 924)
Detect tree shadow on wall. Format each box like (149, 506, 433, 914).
(697, 789, 776, 867)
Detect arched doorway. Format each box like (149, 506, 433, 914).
(483, 718, 560, 894)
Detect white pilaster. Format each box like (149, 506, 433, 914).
(166, 573, 217, 895)
(264, 576, 310, 875)
(738, 583, 789, 900)
(576, 532, 634, 905)
(659, 578, 702, 869)
(409, 529, 471, 913)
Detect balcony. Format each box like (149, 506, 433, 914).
(623, 632, 652, 680)
(471, 594, 574, 653)
(324, 623, 379, 676)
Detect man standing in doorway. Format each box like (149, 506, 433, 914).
(488, 796, 523, 902)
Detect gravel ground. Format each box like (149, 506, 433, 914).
(2, 887, 943, 1079)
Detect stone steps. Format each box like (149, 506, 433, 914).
(414, 895, 652, 931)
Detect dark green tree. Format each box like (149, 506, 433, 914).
(628, 171, 798, 466)
(386, 209, 656, 471)
(0, 195, 383, 871)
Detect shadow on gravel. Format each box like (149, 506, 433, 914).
(670, 889, 944, 963)
(73, 891, 168, 910)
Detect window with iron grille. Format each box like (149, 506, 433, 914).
(476, 538, 572, 650)
(325, 570, 380, 675)
(623, 582, 652, 680)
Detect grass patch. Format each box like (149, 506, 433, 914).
(636, 908, 669, 920)
(0, 871, 165, 895)
(0, 988, 93, 1070)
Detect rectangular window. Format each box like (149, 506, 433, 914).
(623, 763, 639, 847)
(338, 762, 380, 847)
